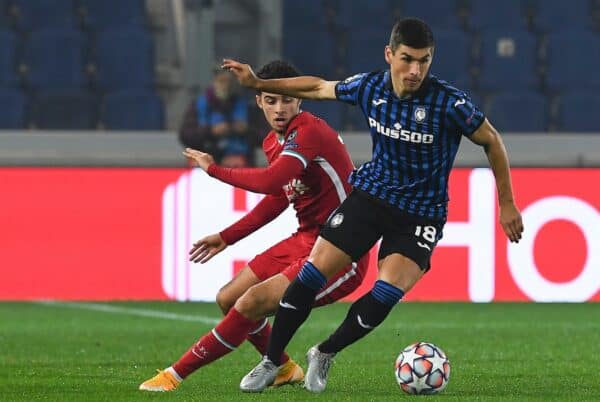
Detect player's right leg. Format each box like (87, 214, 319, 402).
(239, 239, 353, 392)
(237, 252, 367, 393)
(215, 266, 263, 314)
(239, 233, 314, 361)
(242, 192, 382, 392)
(261, 190, 389, 393)
(232, 273, 305, 388)
(302, 251, 372, 393)
(266, 191, 381, 364)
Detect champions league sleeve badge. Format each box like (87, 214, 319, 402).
(342, 73, 365, 84)
(286, 130, 298, 142)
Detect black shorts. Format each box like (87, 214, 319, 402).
(320, 189, 444, 271)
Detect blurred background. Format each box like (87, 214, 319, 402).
(0, 0, 599, 302)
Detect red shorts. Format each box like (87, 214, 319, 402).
(248, 231, 370, 307)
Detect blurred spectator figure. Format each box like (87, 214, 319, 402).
(179, 67, 251, 167)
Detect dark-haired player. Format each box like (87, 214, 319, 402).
(225, 18, 524, 393)
(139, 60, 370, 392)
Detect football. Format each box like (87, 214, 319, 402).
(394, 342, 451, 395)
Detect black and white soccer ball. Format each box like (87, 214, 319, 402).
(394, 342, 451, 395)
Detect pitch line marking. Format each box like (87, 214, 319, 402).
(33, 301, 599, 330)
(34, 300, 220, 325)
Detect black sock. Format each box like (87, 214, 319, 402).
(318, 292, 394, 354)
(266, 278, 318, 365)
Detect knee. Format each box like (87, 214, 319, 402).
(215, 289, 235, 315)
(234, 286, 272, 320)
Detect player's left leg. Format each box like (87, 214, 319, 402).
(232, 273, 305, 387)
(317, 253, 423, 355)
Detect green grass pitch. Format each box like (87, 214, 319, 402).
(1, 302, 599, 401)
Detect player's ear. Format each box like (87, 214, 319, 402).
(255, 94, 263, 109)
(384, 45, 393, 65)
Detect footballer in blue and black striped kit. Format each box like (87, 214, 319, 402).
(224, 17, 524, 394)
(336, 70, 484, 221)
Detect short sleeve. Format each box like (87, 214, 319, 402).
(280, 123, 321, 169)
(335, 73, 369, 105)
(447, 96, 485, 137)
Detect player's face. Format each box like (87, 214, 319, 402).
(385, 44, 433, 97)
(256, 92, 301, 134)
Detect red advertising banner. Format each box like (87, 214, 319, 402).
(1, 168, 598, 302)
(0, 168, 182, 300)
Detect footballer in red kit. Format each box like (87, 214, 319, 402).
(139, 61, 370, 392)
(211, 111, 360, 289)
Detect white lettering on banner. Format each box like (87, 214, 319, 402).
(162, 170, 297, 301)
(507, 197, 600, 302)
(438, 169, 496, 302)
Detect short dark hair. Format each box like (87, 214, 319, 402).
(255, 60, 301, 87)
(389, 18, 435, 52)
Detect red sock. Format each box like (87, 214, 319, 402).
(172, 309, 258, 378)
(246, 319, 290, 365)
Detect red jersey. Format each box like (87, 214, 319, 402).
(263, 111, 354, 231)
(208, 111, 355, 244)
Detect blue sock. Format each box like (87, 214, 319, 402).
(297, 261, 327, 291)
(371, 280, 404, 307)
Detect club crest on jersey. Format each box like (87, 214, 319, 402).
(414, 107, 427, 123)
(329, 213, 344, 228)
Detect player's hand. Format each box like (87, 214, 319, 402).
(499, 201, 524, 243)
(221, 59, 258, 88)
(182, 148, 215, 172)
(189, 233, 227, 263)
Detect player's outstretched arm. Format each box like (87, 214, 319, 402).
(469, 119, 524, 243)
(222, 58, 338, 100)
(189, 233, 227, 264)
(184, 147, 305, 195)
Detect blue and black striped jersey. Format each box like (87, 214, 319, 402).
(335, 71, 485, 221)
